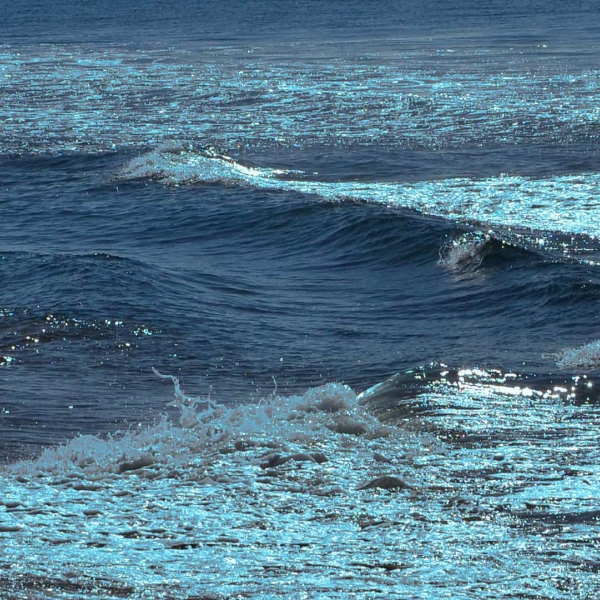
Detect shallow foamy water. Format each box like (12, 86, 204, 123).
(1, 372, 599, 599)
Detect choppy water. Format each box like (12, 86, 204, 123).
(1, 0, 600, 597)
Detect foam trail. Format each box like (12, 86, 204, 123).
(121, 145, 600, 239)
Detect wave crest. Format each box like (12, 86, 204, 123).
(121, 143, 297, 185)
(7, 372, 389, 479)
(556, 339, 600, 369)
(120, 145, 600, 244)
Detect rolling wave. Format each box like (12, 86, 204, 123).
(121, 145, 600, 246)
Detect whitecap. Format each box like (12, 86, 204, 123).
(556, 339, 600, 369)
(120, 145, 600, 240)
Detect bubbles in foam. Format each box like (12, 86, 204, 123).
(0, 373, 424, 598)
(2, 368, 599, 598)
(556, 339, 600, 369)
(438, 232, 490, 272)
(7, 371, 376, 480)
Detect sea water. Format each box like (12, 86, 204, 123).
(1, 0, 600, 597)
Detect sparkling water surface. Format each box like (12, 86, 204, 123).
(1, 0, 600, 597)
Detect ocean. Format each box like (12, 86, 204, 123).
(1, 0, 600, 597)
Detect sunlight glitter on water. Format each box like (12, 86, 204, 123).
(1, 371, 599, 598)
(3, 43, 600, 156)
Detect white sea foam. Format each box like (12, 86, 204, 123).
(121, 143, 295, 186)
(1, 371, 599, 598)
(121, 146, 600, 240)
(556, 338, 600, 369)
(7, 372, 383, 480)
(0, 376, 427, 597)
(438, 232, 490, 271)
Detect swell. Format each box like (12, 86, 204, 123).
(157, 191, 453, 270)
(4, 176, 599, 373)
(119, 145, 600, 245)
(0, 249, 168, 314)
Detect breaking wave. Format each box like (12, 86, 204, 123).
(121, 145, 600, 243)
(8, 370, 388, 480)
(2, 365, 600, 598)
(438, 232, 491, 272)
